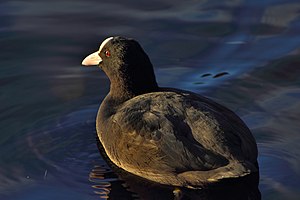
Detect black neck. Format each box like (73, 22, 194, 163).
(109, 71, 158, 102)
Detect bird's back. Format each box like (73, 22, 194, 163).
(96, 89, 258, 187)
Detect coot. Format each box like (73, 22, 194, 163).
(82, 36, 258, 188)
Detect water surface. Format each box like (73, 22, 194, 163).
(1, 0, 300, 199)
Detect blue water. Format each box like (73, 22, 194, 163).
(1, 0, 300, 199)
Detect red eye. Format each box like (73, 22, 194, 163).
(105, 50, 111, 57)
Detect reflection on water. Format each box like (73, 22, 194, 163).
(89, 165, 112, 199)
(1, 0, 300, 199)
(194, 72, 230, 84)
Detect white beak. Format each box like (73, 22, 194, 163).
(82, 51, 102, 66)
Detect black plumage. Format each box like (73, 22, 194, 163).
(82, 36, 258, 188)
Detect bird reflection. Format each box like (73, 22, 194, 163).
(89, 165, 112, 199)
(90, 141, 261, 200)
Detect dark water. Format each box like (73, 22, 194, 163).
(1, 0, 300, 199)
